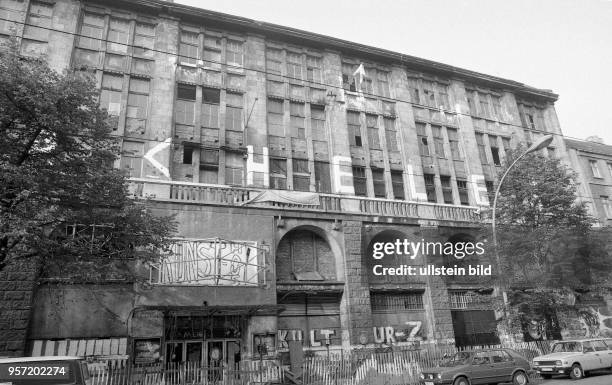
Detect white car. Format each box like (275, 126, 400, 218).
(532, 338, 612, 379)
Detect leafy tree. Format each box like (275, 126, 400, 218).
(0, 40, 176, 281)
(487, 144, 612, 338)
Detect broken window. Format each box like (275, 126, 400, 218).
(366, 114, 380, 149)
(347, 111, 362, 147)
(270, 158, 287, 189)
(372, 168, 386, 198)
(440, 175, 453, 204)
(125, 78, 150, 135)
(424, 173, 437, 203)
(292, 159, 310, 192)
(391, 171, 404, 200)
(352, 167, 367, 196)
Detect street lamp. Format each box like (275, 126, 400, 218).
(491, 135, 554, 294)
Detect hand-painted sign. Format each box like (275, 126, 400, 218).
(149, 239, 263, 286)
(373, 322, 423, 344)
(277, 329, 337, 349)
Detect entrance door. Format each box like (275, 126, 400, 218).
(207, 341, 224, 382)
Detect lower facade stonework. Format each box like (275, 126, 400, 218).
(1, 210, 610, 359)
(0, 258, 39, 356)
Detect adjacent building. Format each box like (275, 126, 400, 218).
(565, 137, 612, 226)
(2, 0, 602, 363)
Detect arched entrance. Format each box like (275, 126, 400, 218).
(275, 227, 342, 353)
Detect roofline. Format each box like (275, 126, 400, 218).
(100, 0, 558, 102)
(564, 138, 612, 156)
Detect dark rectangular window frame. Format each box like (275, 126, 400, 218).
(352, 166, 367, 196)
(371, 168, 386, 198)
(424, 173, 437, 203)
(440, 175, 453, 204)
(391, 171, 404, 200)
(457, 180, 469, 206)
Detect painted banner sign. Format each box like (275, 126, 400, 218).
(149, 239, 263, 286)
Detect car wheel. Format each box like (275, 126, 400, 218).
(541, 374, 552, 379)
(512, 370, 528, 385)
(569, 363, 584, 380)
(453, 376, 469, 385)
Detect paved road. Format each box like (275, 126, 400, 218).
(540, 370, 612, 384)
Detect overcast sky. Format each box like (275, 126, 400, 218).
(178, 0, 612, 145)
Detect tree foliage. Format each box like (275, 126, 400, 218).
(0, 41, 176, 281)
(488, 144, 612, 334)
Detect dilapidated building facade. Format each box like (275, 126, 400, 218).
(1, 0, 583, 363)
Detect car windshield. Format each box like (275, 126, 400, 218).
(441, 352, 473, 367)
(552, 342, 582, 353)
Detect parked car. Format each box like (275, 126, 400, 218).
(420, 348, 531, 385)
(0, 356, 91, 385)
(532, 338, 612, 379)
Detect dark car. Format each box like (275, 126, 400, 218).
(420, 348, 531, 385)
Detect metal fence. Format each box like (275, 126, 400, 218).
(298, 340, 553, 385)
(88, 340, 553, 385)
(89, 360, 281, 385)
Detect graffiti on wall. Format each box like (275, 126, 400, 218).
(277, 329, 338, 349)
(520, 314, 562, 342)
(149, 239, 264, 285)
(577, 307, 612, 338)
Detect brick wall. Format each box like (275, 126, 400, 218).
(0, 258, 39, 356)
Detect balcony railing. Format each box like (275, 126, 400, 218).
(128, 178, 483, 223)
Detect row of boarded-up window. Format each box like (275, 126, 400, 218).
(475, 132, 511, 167)
(465, 89, 504, 121)
(416, 122, 462, 160)
(75, 12, 155, 72)
(179, 30, 243, 67)
(407, 77, 450, 110)
(352, 168, 405, 199)
(267, 47, 324, 84)
(341, 62, 390, 97)
(267, 99, 326, 140)
(99, 74, 150, 133)
(269, 159, 331, 193)
(348, 112, 398, 151)
(175, 84, 243, 145)
(424, 174, 470, 205)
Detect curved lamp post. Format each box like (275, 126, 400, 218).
(491, 134, 554, 295)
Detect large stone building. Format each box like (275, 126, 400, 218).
(1, 0, 593, 362)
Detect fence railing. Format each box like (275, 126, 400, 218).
(128, 178, 483, 223)
(89, 359, 281, 385)
(298, 340, 553, 385)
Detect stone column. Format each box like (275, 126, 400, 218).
(340, 220, 373, 346)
